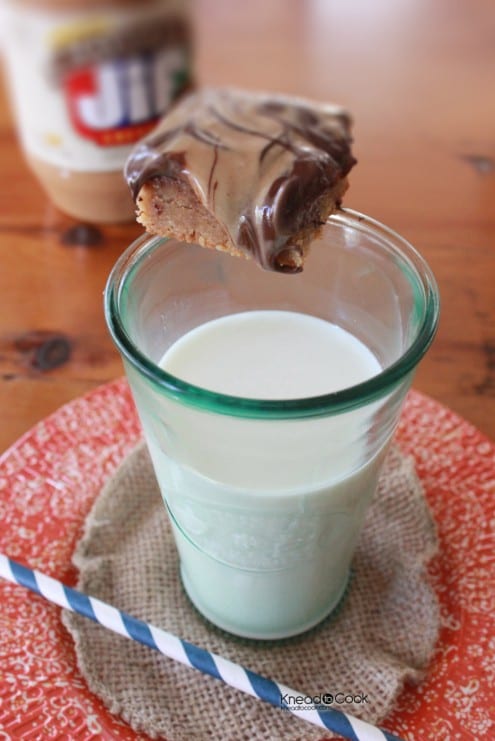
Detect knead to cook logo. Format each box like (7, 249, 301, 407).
(280, 692, 369, 710)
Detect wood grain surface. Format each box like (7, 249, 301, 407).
(1, 0, 494, 453)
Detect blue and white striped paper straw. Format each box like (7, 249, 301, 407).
(0, 554, 404, 741)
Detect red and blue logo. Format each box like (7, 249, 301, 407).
(64, 50, 187, 147)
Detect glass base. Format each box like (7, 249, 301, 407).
(180, 564, 350, 641)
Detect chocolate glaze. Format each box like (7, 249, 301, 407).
(125, 88, 356, 272)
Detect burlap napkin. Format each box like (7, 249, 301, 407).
(63, 442, 439, 741)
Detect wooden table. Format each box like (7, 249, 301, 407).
(1, 0, 494, 454)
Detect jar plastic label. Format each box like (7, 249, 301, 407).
(2, 3, 192, 171)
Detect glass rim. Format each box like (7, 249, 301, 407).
(104, 208, 440, 419)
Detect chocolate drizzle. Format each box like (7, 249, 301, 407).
(127, 146, 186, 201)
(125, 88, 356, 272)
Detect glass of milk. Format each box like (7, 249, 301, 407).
(104, 210, 439, 640)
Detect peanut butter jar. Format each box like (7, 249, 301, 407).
(1, 0, 193, 223)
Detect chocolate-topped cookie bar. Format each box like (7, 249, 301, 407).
(126, 88, 356, 273)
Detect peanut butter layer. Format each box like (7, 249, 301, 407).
(125, 88, 356, 272)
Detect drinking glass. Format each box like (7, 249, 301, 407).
(104, 209, 439, 640)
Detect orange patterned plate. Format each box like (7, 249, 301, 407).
(0, 379, 493, 740)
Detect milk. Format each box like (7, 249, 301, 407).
(139, 310, 385, 638)
(161, 310, 380, 400)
